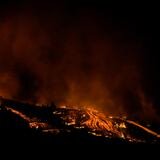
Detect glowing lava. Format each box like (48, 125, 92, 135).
(1, 97, 160, 143)
(82, 108, 124, 137)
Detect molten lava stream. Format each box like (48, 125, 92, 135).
(82, 107, 160, 139)
(83, 108, 123, 137)
(126, 120, 160, 138)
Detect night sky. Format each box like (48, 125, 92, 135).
(0, 1, 159, 121)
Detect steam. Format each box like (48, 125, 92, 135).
(0, 7, 158, 121)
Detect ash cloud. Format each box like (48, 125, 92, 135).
(0, 5, 158, 121)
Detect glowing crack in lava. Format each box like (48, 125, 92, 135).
(0, 97, 160, 144)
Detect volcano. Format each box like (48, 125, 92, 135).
(0, 97, 160, 145)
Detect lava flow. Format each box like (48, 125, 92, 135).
(81, 107, 124, 138)
(58, 106, 160, 142)
(0, 97, 160, 144)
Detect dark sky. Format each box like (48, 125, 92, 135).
(0, 1, 159, 121)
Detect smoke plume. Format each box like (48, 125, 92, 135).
(0, 4, 158, 121)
